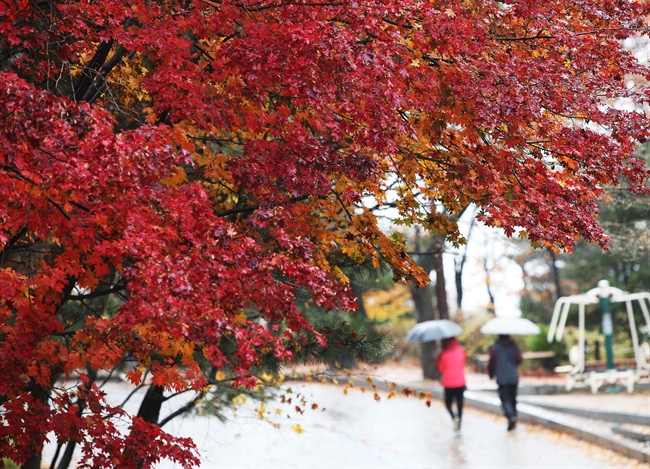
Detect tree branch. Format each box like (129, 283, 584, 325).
(158, 390, 205, 428)
(82, 44, 127, 103)
(1, 165, 71, 219)
(64, 284, 125, 302)
(235, 1, 343, 12)
(496, 34, 555, 41)
(214, 194, 313, 217)
(73, 40, 114, 102)
(0, 226, 28, 261)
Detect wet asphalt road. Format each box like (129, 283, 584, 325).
(41, 381, 638, 468)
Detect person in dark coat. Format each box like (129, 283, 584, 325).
(487, 334, 523, 431)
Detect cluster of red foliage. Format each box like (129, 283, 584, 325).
(1, 0, 649, 467)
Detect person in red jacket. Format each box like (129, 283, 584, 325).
(436, 337, 467, 432)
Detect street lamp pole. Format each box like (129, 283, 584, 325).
(598, 279, 615, 370)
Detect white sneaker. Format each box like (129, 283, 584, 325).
(454, 416, 461, 432)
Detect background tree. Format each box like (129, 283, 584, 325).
(561, 147, 650, 293)
(454, 208, 479, 313)
(2, 1, 650, 467)
(406, 206, 469, 379)
(407, 227, 442, 379)
(518, 146, 650, 323)
(513, 244, 563, 325)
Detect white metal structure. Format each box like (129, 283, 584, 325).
(547, 280, 650, 393)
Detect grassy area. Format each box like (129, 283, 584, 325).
(2, 458, 20, 469)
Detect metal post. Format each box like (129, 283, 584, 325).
(598, 280, 615, 370)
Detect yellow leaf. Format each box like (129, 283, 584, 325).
(215, 370, 226, 381)
(143, 107, 157, 124)
(290, 424, 304, 434)
(232, 394, 247, 405)
(136, 90, 149, 101)
(444, 8, 456, 17)
(160, 166, 188, 187)
(257, 403, 266, 419)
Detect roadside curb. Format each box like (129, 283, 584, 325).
(478, 382, 650, 396)
(517, 400, 650, 426)
(613, 425, 650, 443)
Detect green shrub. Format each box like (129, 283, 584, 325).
(528, 325, 567, 361)
(456, 313, 497, 360)
(2, 458, 20, 469)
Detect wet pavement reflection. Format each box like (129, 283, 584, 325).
(41, 381, 641, 468)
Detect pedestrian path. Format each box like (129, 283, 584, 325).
(519, 393, 650, 417)
(159, 382, 648, 468)
(138, 382, 650, 468)
(294, 362, 650, 464)
(40, 379, 648, 468)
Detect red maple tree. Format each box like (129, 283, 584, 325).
(1, 1, 649, 467)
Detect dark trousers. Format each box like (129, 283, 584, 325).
(498, 384, 518, 422)
(444, 386, 465, 421)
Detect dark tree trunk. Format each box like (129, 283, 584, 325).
(454, 212, 476, 311)
(137, 385, 165, 424)
(623, 262, 632, 290)
(548, 251, 564, 300)
(55, 440, 77, 469)
(409, 282, 439, 379)
(407, 208, 470, 379)
(53, 370, 97, 469)
(432, 234, 448, 320)
(409, 228, 441, 380)
(454, 260, 464, 312)
(338, 280, 374, 367)
(483, 259, 496, 315)
(23, 452, 43, 469)
(22, 385, 50, 469)
(121, 385, 166, 469)
(350, 281, 368, 319)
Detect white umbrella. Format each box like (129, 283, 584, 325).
(480, 317, 541, 336)
(405, 319, 463, 343)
